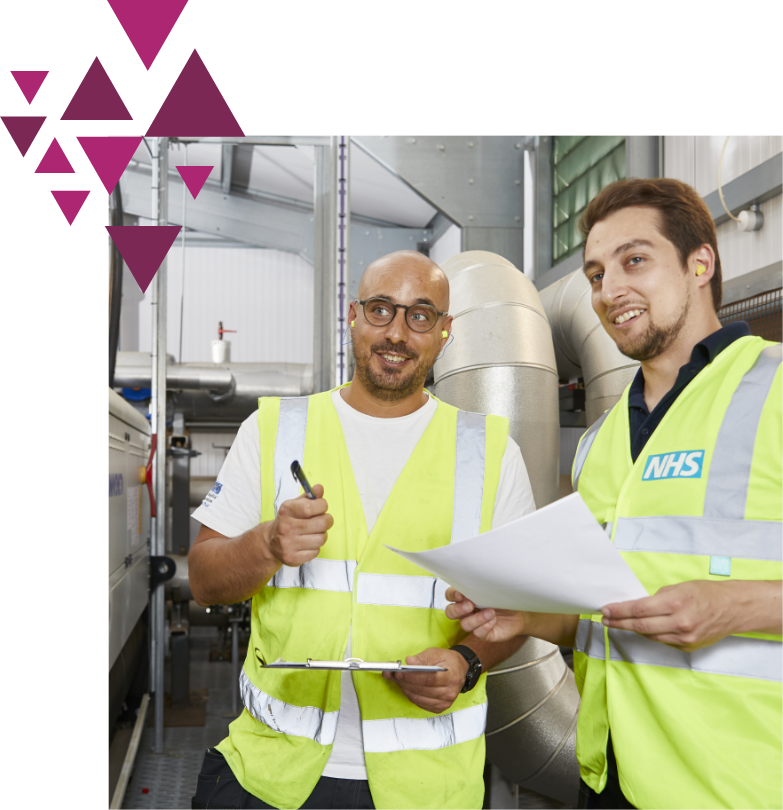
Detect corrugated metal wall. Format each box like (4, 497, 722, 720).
(664, 136, 782, 194)
(189, 431, 239, 478)
(664, 136, 782, 281)
(138, 246, 314, 363)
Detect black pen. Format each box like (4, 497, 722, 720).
(290, 460, 316, 500)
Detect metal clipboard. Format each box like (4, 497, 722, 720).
(260, 656, 447, 672)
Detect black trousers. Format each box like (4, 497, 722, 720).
(577, 738, 636, 809)
(192, 749, 375, 809)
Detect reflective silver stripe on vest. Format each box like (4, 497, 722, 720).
(704, 344, 782, 520)
(614, 515, 783, 561)
(362, 701, 488, 753)
(273, 397, 309, 515)
(269, 558, 357, 591)
(574, 618, 605, 660)
(451, 411, 486, 544)
(575, 621, 782, 681)
(572, 411, 609, 490)
(240, 668, 339, 745)
(355, 573, 450, 610)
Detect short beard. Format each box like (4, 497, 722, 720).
(620, 291, 691, 362)
(352, 340, 433, 402)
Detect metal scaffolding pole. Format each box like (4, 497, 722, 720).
(149, 136, 169, 754)
(337, 136, 351, 385)
(313, 139, 338, 392)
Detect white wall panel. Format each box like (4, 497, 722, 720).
(717, 194, 783, 283)
(665, 136, 782, 195)
(189, 431, 239, 478)
(139, 246, 314, 363)
(430, 224, 461, 268)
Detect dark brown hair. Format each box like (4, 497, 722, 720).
(579, 177, 722, 310)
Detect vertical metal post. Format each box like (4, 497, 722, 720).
(626, 136, 660, 180)
(313, 139, 338, 393)
(337, 137, 351, 384)
(534, 136, 553, 279)
(149, 136, 169, 754)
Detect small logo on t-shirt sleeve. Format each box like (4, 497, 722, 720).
(202, 481, 223, 507)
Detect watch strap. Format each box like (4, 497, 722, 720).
(450, 645, 482, 692)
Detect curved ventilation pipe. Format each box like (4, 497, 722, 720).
(539, 269, 639, 426)
(431, 251, 580, 806)
(114, 351, 313, 422)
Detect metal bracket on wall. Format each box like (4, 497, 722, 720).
(149, 556, 176, 591)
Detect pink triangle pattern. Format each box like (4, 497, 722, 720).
(107, 225, 182, 293)
(51, 190, 90, 224)
(107, 0, 189, 70)
(36, 138, 74, 173)
(176, 165, 212, 198)
(61, 57, 132, 121)
(78, 136, 142, 194)
(11, 71, 48, 104)
(1, 115, 45, 156)
(146, 50, 243, 137)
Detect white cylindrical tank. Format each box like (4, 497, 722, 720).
(212, 339, 231, 364)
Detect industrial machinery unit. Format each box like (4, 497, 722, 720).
(109, 388, 152, 732)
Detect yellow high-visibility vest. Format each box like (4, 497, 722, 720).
(572, 337, 782, 809)
(216, 386, 509, 809)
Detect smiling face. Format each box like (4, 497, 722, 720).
(349, 251, 451, 403)
(583, 206, 697, 362)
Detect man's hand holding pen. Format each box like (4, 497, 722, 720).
(265, 483, 334, 568)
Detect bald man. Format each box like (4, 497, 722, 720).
(188, 251, 536, 810)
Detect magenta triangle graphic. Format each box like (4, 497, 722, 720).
(61, 57, 132, 120)
(146, 50, 243, 137)
(1, 115, 45, 156)
(176, 165, 212, 198)
(11, 71, 48, 104)
(52, 190, 90, 224)
(107, 225, 182, 293)
(35, 138, 74, 173)
(107, 0, 189, 70)
(78, 136, 142, 194)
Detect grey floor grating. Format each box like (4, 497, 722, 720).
(122, 627, 236, 810)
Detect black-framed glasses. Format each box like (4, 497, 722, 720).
(355, 297, 448, 333)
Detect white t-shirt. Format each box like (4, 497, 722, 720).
(191, 390, 536, 780)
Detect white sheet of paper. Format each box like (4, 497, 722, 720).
(386, 492, 648, 614)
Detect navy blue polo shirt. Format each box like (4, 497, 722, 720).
(628, 322, 751, 463)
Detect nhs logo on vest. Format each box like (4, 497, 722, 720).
(642, 450, 705, 481)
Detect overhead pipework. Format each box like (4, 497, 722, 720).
(539, 269, 639, 425)
(431, 251, 579, 805)
(114, 351, 313, 422)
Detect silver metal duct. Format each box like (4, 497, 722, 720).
(433, 251, 560, 509)
(539, 269, 639, 426)
(431, 251, 579, 806)
(114, 351, 313, 422)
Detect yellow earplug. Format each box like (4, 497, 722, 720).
(442, 330, 448, 338)
(696, 264, 706, 276)
(351, 321, 355, 327)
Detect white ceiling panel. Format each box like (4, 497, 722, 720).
(349, 143, 438, 228)
(127, 138, 438, 229)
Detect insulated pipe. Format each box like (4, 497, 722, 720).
(539, 269, 639, 426)
(433, 250, 560, 509)
(115, 352, 234, 393)
(114, 352, 313, 422)
(431, 251, 579, 805)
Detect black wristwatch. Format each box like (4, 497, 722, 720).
(451, 645, 482, 693)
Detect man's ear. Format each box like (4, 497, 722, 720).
(690, 245, 716, 287)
